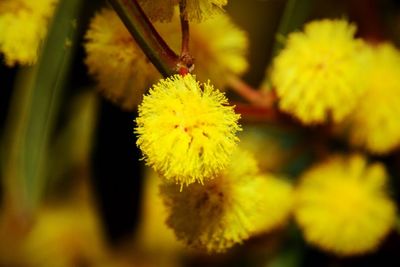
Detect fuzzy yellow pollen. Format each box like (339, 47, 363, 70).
(271, 19, 366, 124)
(0, 0, 58, 66)
(160, 149, 292, 253)
(294, 154, 396, 256)
(347, 43, 400, 154)
(135, 74, 241, 187)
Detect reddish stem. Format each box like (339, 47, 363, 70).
(228, 76, 277, 107)
(178, 0, 194, 73)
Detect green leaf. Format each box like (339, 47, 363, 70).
(271, 0, 314, 57)
(1, 0, 86, 216)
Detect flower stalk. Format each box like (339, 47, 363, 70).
(108, 0, 180, 77)
(178, 0, 194, 74)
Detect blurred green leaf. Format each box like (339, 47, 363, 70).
(48, 90, 99, 193)
(1, 0, 86, 216)
(272, 0, 314, 57)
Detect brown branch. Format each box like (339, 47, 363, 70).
(109, 0, 180, 77)
(228, 76, 277, 107)
(234, 103, 280, 123)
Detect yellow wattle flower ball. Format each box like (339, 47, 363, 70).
(294, 154, 396, 256)
(347, 43, 400, 154)
(138, 0, 227, 22)
(271, 19, 366, 124)
(135, 74, 241, 187)
(0, 0, 58, 66)
(159, 11, 248, 90)
(84, 8, 160, 110)
(160, 149, 293, 253)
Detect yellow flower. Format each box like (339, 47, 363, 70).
(84, 8, 160, 110)
(347, 43, 400, 154)
(22, 203, 107, 267)
(160, 11, 248, 89)
(0, 0, 58, 66)
(138, 0, 228, 22)
(294, 154, 396, 256)
(271, 19, 366, 124)
(160, 149, 293, 253)
(135, 74, 241, 187)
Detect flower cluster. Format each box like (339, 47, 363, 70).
(134, 74, 294, 252)
(3, 0, 400, 262)
(84, 8, 248, 110)
(160, 149, 293, 252)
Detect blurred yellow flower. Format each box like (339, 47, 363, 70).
(136, 74, 241, 187)
(294, 154, 396, 256)
(271, 19, 366, 124)
(347, 43, 400, 154)
(84, 8, 160, 110)
(160, 149, 293, 253)
(0, 0, 58, 66)
(22, 203, 108, 267)
(138, 0, 227, 22)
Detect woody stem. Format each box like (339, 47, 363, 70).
(109, 0, 180, 77)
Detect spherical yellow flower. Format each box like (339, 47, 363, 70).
(135, 74, 241, 187)
(160, 149, 292, 252)
(138, 0, 227, 22)
(158, 11, 248, 90)
(84, 8, 160, 110)
(347, 43, 400, 154)
(294, 154, 396, 256)
(271, 19, 366, 124)
(0, 0, 58, 66)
